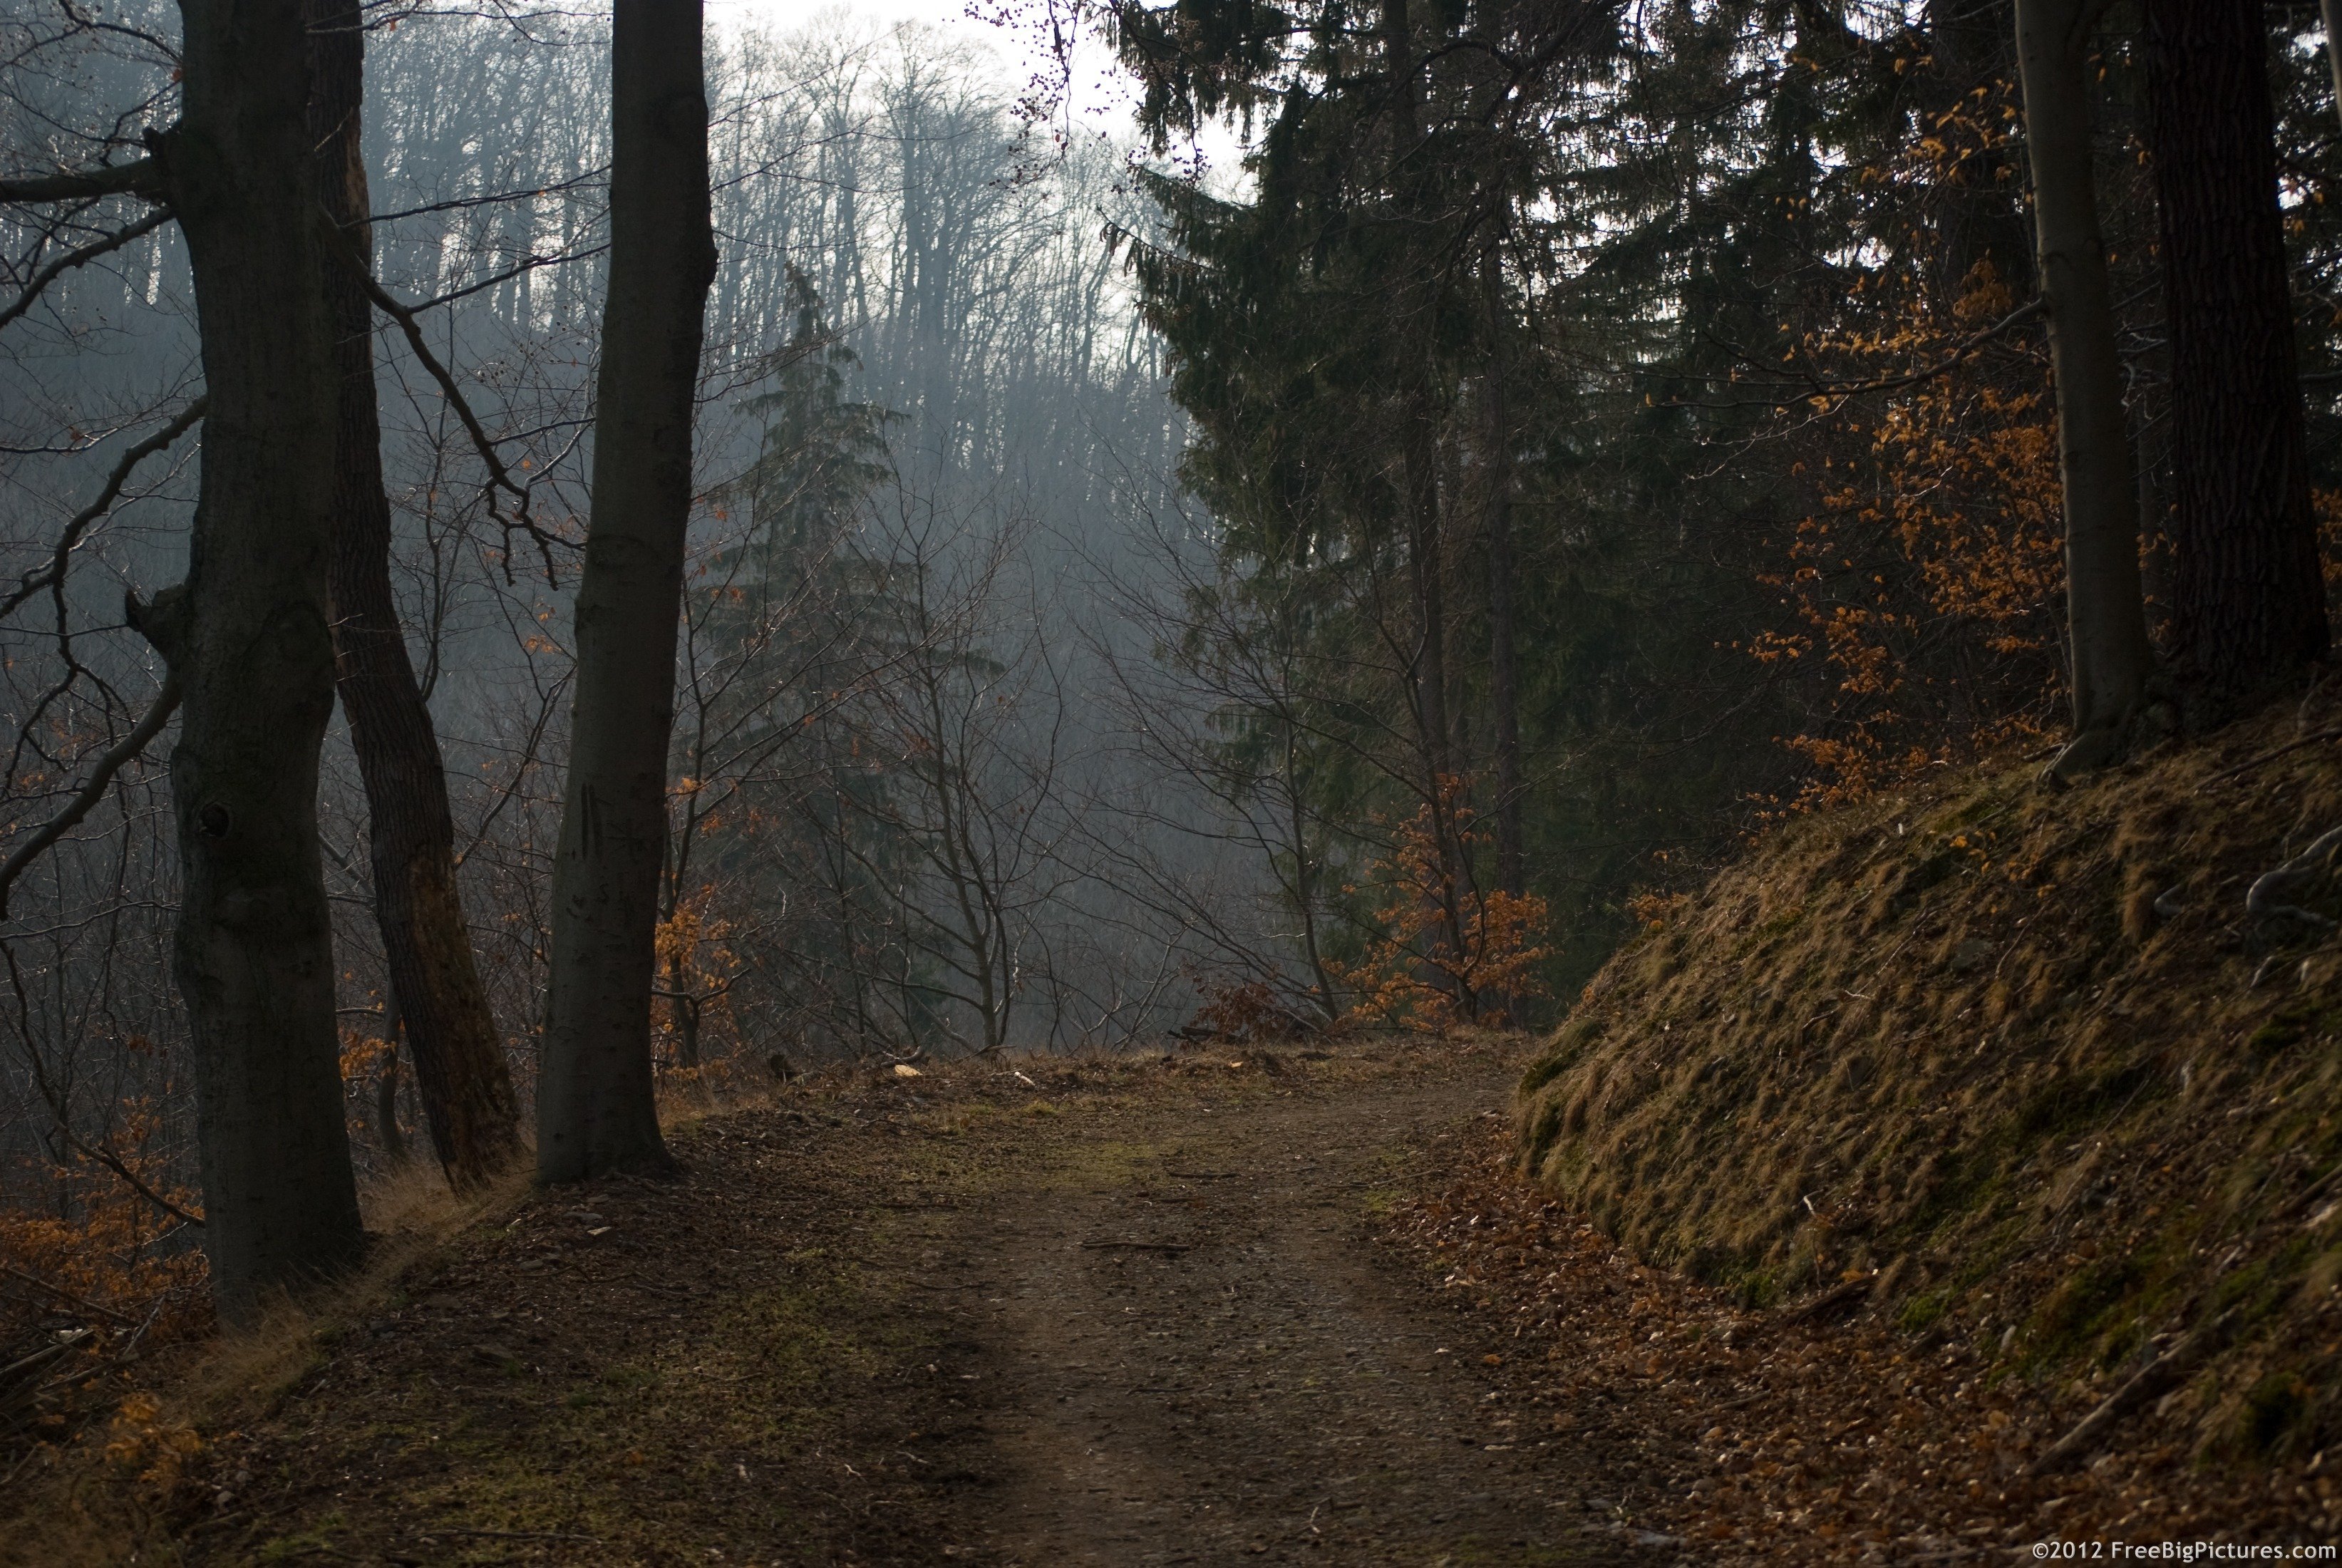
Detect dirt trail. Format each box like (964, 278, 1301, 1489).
(144, 1044, 1667, 1567)
(945, 1070, 1642, 1564)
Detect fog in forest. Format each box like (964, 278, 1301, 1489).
(0, 6, 1336, 1207)
(24, 0, 2333, 1222)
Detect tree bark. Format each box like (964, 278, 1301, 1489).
(2013, 0, 2155, 769)
(2145, 0, 2328, 708)
(307, 0, 522, 1190)
(376, 998, 409, 1165)
(1922, 0, 2034, 303)
(537, 0, 716, 1182)
(1383, 0, 1472, 1016)
(148, 0, 364, 1321)
(1480, 251, 1525, 899)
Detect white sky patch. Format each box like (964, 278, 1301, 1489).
(710, 0, 1250, 194)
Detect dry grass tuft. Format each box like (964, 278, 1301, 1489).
(0, 1154, 532, 1567)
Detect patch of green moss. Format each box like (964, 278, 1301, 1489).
(257, 1514, 346, 1560)
(1735, 1271, 1780, 1311)
(2231, 1371, 2316, 1460)
(1517, 1044, 1579, 1101)
(2021, 1251, 2158, 1376)
(1520, 1098, 1566, 1165)
(2245, 996, 2342, 1059)
(1897, 1287, 1951, 1332)
(2210, 1232, 2319, 1326)
(2008, 1061, 2158, 1146)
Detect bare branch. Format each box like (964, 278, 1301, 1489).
(0, 207, 173, 331)
(0, 674, 180, 919)
(0, 157, 166, 205)
(1, 948, 205, 1228)
(314, 208, 569, 582)
(0, 397, 207, 625)
(1668, 299, 2048, 411)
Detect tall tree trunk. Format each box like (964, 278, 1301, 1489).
(144, 0, 363, 1321)
(1480, 251, 1525, 899)
(1403, 418, 1474, 1015)
(2145, 0, 2328, 708)
(1383, 0, 1472, 1017)
(537, 0, 716, 1182)
(2013, 0, 2155, 773)
(307, 0, 522, 1190)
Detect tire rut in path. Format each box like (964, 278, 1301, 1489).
(945, 1070, 1643, 1566)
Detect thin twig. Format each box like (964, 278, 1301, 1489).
(0, 1264, 137, 1326)
(3, 947, 203, 1227)
(0, 399, 207, 624)
(1667, 299, 2046, 411)
(2026, 1308, 2239, 1476)
(0, 207, 173, 331)
(0, 674, 180, 919)
(313, 210, 565, 583)
(2199, 726, 2342, 788)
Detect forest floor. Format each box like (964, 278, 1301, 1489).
(22, 1035, 2318, 1565)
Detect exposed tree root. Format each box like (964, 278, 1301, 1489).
(2245, 823, 2342, 929)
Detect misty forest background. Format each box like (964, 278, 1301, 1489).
(6, 0, 2342, 1321)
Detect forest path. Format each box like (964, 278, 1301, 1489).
(187, 1043, 1669, 1567)
(939, 1058, 1641, 1567)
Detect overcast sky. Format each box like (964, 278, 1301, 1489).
(706, 0, 1243, 183)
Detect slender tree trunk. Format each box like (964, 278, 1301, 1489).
(1404, 426, 1474, 1018)
(1402, 435, 1455, 785)
(666, 947, 703, 1069)
(144, 0, 363, 1321)
(537, 0, 716, 1182)
(2013, 0, 2155, 770)
(2323, 0, 2342, 135)
(308, 0, 521, 1190)
(376, 999, 408, 1165)
(1480, 252, 1525, 899)
(1923, 0, 2034, 302)
(2145, 0, 2328, 707)
(1383, 0, 1472, 1017)
(1284, 721, 1338, 1021)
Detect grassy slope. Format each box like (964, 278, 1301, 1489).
(1517, 693, 2342, 1471)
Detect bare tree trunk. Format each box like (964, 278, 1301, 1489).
(2013, 0, 2155, 773)
(308, 0, 521, 1190)
(1383, 0, 1472, 1018)
(665, 946, 704, 1069)
(1402, 421, 1474, 1017)
(2145, 0, 2328, 708)
(537, 0, 716, 1182)
(376, 998, 409, 1165)
(1284, 726, 1338, 1021)
(1480, 251, 1525, 899)
(143, 0, 363, 1321)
